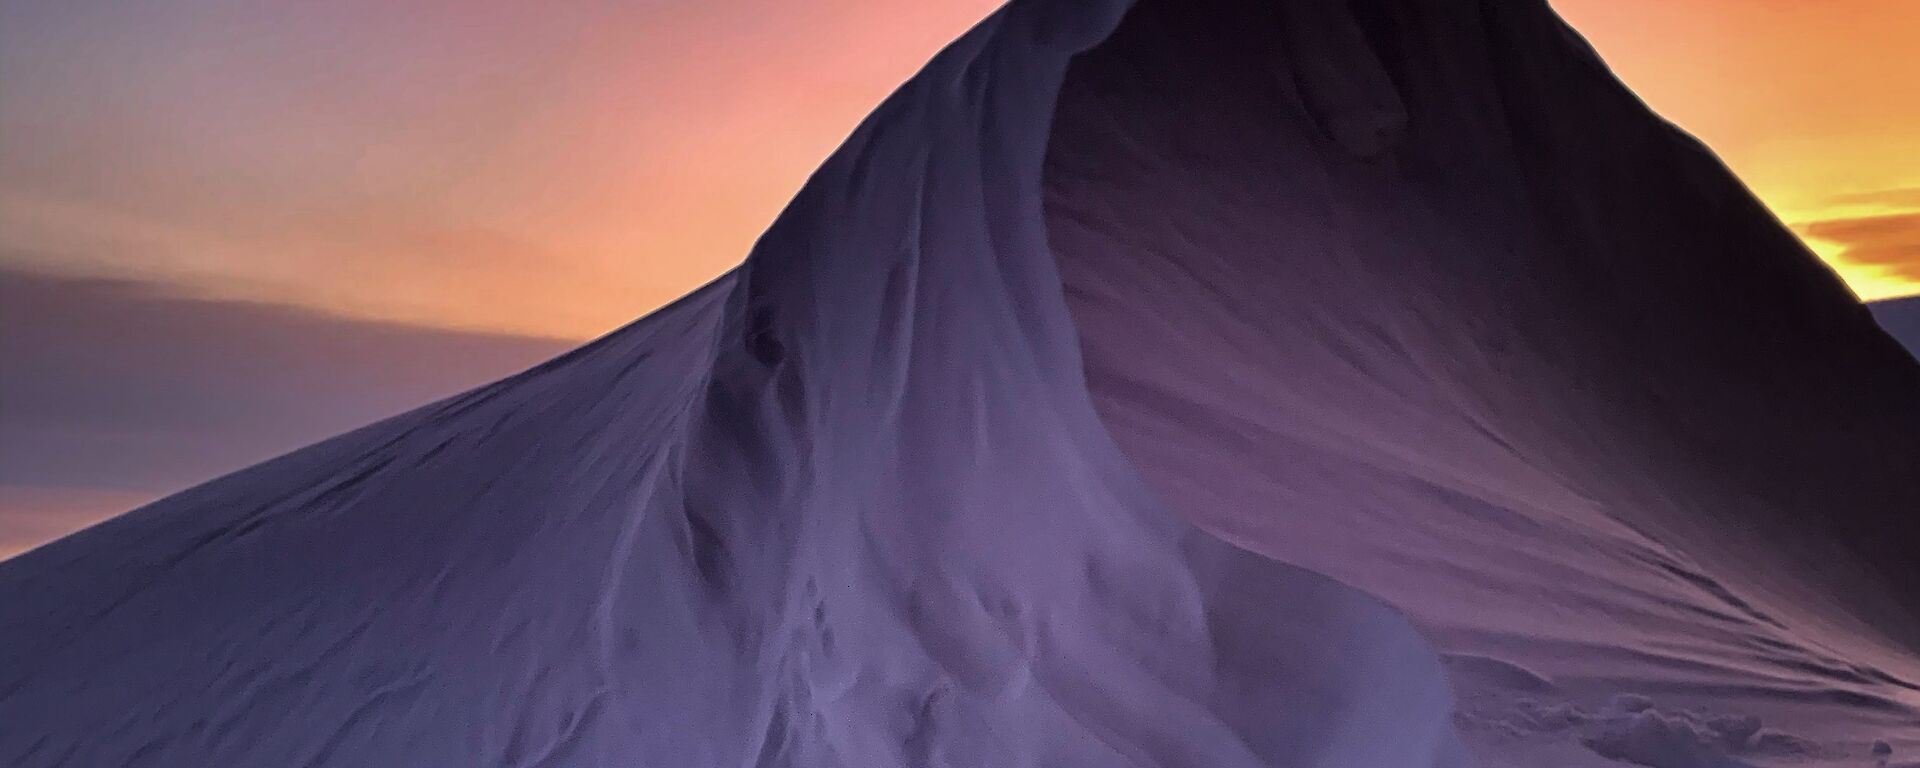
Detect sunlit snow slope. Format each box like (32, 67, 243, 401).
(5, 0, 1920, 766)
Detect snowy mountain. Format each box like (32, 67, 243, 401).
(5, 0, 1919, 766)
(1871, 297, 1920, 361)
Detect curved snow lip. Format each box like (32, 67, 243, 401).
(0, 1, 1476, 766)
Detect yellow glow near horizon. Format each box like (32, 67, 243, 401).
(1553, 0, 1920, 302)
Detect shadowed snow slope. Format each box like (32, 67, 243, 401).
(5, 0, 1920, 766)
(1047, 1, 1920, 765)
(1871, 297, 1920, 361)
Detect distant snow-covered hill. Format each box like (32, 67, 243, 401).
(1872, 296, 1920, 361)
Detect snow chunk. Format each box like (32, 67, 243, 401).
(1513, 699, 1590, 732)
(1566, 692, 1824, 768)
(1608, 693, 1656, 714)
(1584, 709, 1734, 768)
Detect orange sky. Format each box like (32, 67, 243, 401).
(2, 0, 1917, 339)
(1555, 0, 1920, 301)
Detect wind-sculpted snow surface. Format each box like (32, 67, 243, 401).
(5, 0, 1920, 766)
(1045, 1, 1920, 766)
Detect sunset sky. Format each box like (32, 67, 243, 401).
(3, 0, 1918, 554)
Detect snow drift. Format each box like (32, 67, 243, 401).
(5, 0, 1920, 766)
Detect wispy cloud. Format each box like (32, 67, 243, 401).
(0, 265, 570, 551)
(1796, 211, 1920, 283)
(1822, 187, 1920, 211)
